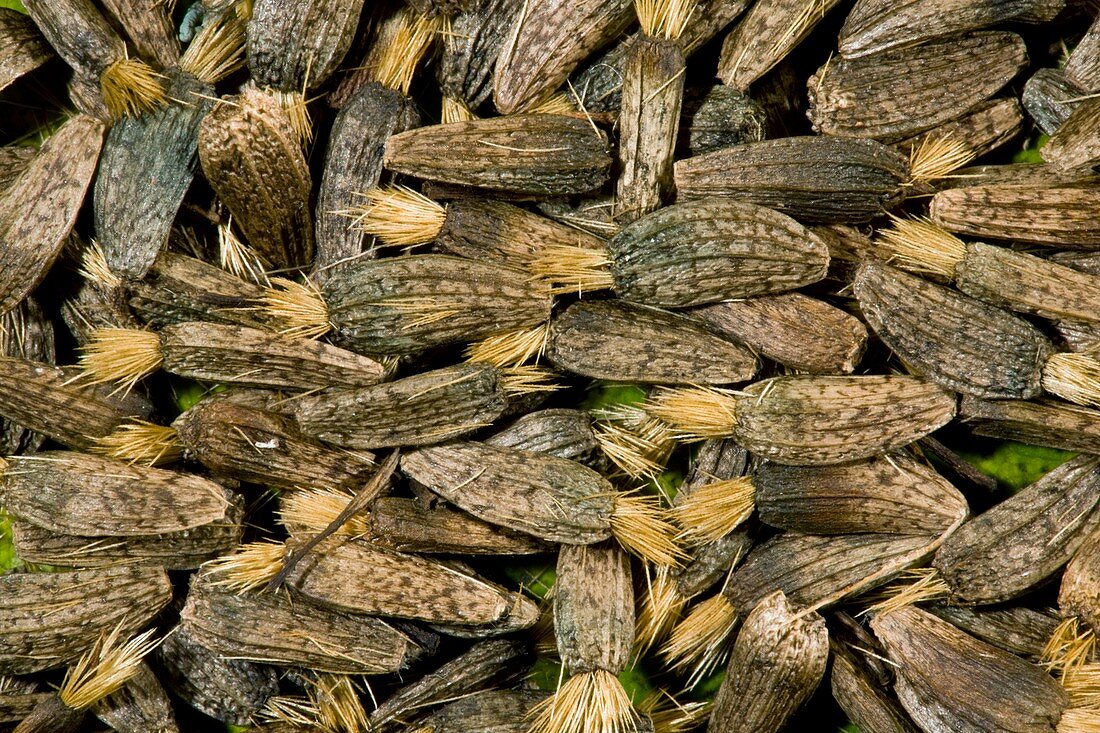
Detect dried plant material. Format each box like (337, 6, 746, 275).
(1023, 68, 1085, 136)
(1044, 618, 1098, 680)
(0, 565, 171, 675)
(637, 567, 689, 656)
(412, 689, 548, 733)
(592, 415, 673, 480)
(871, 606, 1069, 732)
(488, 408, 602, 465)
(0, 9, 52, 93)
(934, 455, 1100, 605)
(1062, 531, 1100, 637)
(899, 98, 1023, 167)
(718, 0, 841, 90)
(674, 136, 910, 223)
(929, 183, 1100, 247)
(466, 323, 549, 368)
(263, 277, 331, 340)
(808, 31, 1028, 143)
(674, 477, 755, 546)
(1042, 352, 1100, 409)
(99, 57, 168, 119)
(905, 134, 977, 184)
(679, 85, 768, 157)
(384, 115, 612, 195)
(58, 625, 160, 711)
(707, 592, 828, 733)
(0, 146, 36, 193)
(529, 244, 615, 295)
(371, 10, 443, 95)
(92, 662, 177, 733)
(546, 300, 757, 385)
(861, 568, 952, 619)
(352, 185, 447, 247)
(218, 222, 269, 286)
(438, 0, 518, 107)
(831, 641, 921, 733)
(246, 0, 363, 92)
(927, 604, 1065, 659)
(0, 297, 54, 456)
(0, 680, 50, 726)
(529, 668, 635, 733)
(1065, 14, 1100, 91)
(98, 0, 179, 68)
(0, 114, 104, 315)
(839, 0, 1063, 58)
(180, 574, 431, 675)
(854, 260, 1051, 399)
(1043, 97, 1100, 173)
(959, 395, 1100, 456)
(874, 215, 968, 280)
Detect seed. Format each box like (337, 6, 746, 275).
(487, 408, 603, 467)
(1061, 530, 1100, 639)
(438, 0, 519, 109)
(97, 0, 179, 68)
(927, 603, 1064, 659)
(678, 85, 768, 157)
(412, 689, 549, 733)
(929, 182, 1100, 246)
(830, 638, 918, 733)
(0, 297, 54, 455)
(1042, 97, 1100, 172)
(246, 0, 361, 94)
(959, 394, 1100, 456)
(0, 8, 52, 94)
(1064, 14, 1100, 91)
(898, 99, 1024, 170)
(1023, 68, 1085, 136)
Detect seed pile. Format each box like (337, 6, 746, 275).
(0, 0, 1099, 731)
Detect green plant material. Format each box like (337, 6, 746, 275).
(529, 656, 564, 691)
(0, 509, 19, 574)
(1012, 133, 1049, 163)
(503, 560, 556, 601)
(581, 382, 648, 411)
(651, 467, 684, 501)
(957, 441, 1076, 491)
(225, 725, 249, 733)
(618, 665, 657, 703)
(0, 1, 26, 13)
(840, 725, 862, 733)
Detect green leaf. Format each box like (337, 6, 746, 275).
(1011, 133, 1049, 164)
(618, 666, 656, 703)
(957, 441, 1076, 491)
(0, 509, 20, 574)
(528, 656, 563, 691)
(840, 725, 862, 733)
(225, 725, 249, 733)
(0, 1, 27, 13)
(581, 382, 647, 411)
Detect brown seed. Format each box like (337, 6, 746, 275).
(0, 297, 53, 455)
(929, 182, 1100, 246)
(678, 85, 768, 157)
(92, 661, 178, 733)
(97, 0, 179, 68)
(0, 679, 50, 726)
(246, 0, 361, 92)
(896, 98, 1024, 163)
(926, 604, 1065, 659)
(1061, 530, 1100, 636)
(0, 8, 52, 94)
(1042, 97, 1100, 172)
(438, 0, 519, 108)
(1023, 67, 1086, 136)
(411, 689, 548, 733)
(487, 408, 602, 466)
(830, 640, 921, 733)
(959, 395, 1100, 455)
(1064, 14, 1100, 92)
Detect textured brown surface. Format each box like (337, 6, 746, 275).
(929, 182, 1100, 246)
(128, 252, 269, 330)
(925, 604, 1063, 658)
(679, 85, 768, 156)
(959, 395, 1100, 455)
(1023, 67, 1084, 136)
(0, 297, 53, 455)
(368, 497, 550, 555)
(246, 0, 361, 90)
(1041, 96, 1100, 172)
(554, 543, 633, 674)
(98, 0, 177, 68)
(94, 662, 178, 733)
(897, 97, 1024, 161)
(831, 641, 920, 733)
(22, 0, 123, 77)
(1060, 529, 1100, 634)
(0, 8, 52, 93)
(411, 689, 547, 733)
(1065, 13, 1100, 91)
(486, 408, 599, 465)
(437, 0, 518, 107)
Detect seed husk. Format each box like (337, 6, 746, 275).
(926, 604, 1064, 659)
(933, 455, 1100, 605)
(0, 114, 104, 315)
(1061, 530, 1100, 637)
(807, 31, 1028, 143)
(678, 85, 768, 157)
(0, 297, 53, 455)
(673, 135, 910, 224)
(692, 292, 868, 374)
(929, 182, 1100, 247)
(959, 395, 1100, 455)
(0, 146, 36, 193)
(0, 564, 171, 675)
(1023, 68, 1086, 136)
(92, 661, 178, 733)
(384, 115, 612, 196)
(545, 300, 757, 385)
(1065, 14, 1100, 91)
(0, 8, 52, 94)
(412, 689, 549, 733)
(1042, 96, 1100, 173)
(707, 591, 828, 733)
(487, 408, 602, 466)
(180, 573, 431, 675)
(245, 0, 361, 92)
(830, 639, 921, 733)
(438, 0, 518, 108)
(871, 606, 1068, 733)
(0, 679, 50, 725)
(897, 98, 1024, 163)
(97, 0, 179, 68)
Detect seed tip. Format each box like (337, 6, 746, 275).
(528, 669, 638, 733)
(100, 58, 167, 119)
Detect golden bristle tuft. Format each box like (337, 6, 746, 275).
(79, 328, 164, 394)
(875, 214, 967, 280)
(594, 421, 665, 480)
(661, 593, 738, 686)
(79, 241, 122, 289)
(278, 488, 369, 537)
(528, 669, 637, 733)
(441, 96, 477, 124)
(1063, 664, 1100, 712)
(466, 323, 549, 368)
(312, 673, 369, 733)
(100, 57, 167, 119)
(203, 541, 286, 593)
(907, 135, 977, 184)
(1057, 707, 1100, 733)
(262, 277, 332, 340)
(636, 566, 686, 655)
(1046, 618, 1099, 680)
(529, 244, 614, 295)
(610, 492, 685, 567)
(644, 386, 738, 440)
(525, 91, 578, 116)
(93, 421, 183, 466)
(270, 89, 313, 145)
(373, 10, 443, 95)
(533, 604, 558, 657)
(637, 691, 711, 733)
(0, 456, 8, 474)
(675, 477, 756, 546)
(1042, 353, 1100, 409)
(58, 623, 160, 710)
(350, 185, 447, 247)
(862, 567, 950, 618)
(499, 365, 562, 396)
(259, 696, 322, 728)
(219, 221, 270, 287)
(636, 0, 696, 40)
(179, 8, 246, 84)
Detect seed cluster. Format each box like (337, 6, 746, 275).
(1, 0, 1099, 732)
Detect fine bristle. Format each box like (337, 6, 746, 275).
(79, 241, 122, 289)
(1057, 707, 1100, 733)
(528, 669, 637, 733)
(529, 244, 614, 295)
(636, 566, 687, 655)
(675, 477, 756, 546)
(263, 277, 331, 340)
(524, 91, 578, 116)
(100, 58, 167, 119)
(638, 691, 711, 733)
(179, 9, 246, 84)
(644, 387, 738, 440)
(259, 696, 322, 728)
(58, 624, 160, 710)
(1045, 618, 1098, 679)
(610, 493, 685, 567)
(1043, 353, 1100, 409)
(907, 135, 977, 184)
(661, 594, 738, 687)
(278, 488, 369, 537)
(594, 421, 666, 480)
(373, 10, 443, 95)
(203, 541, 286, 593)
(312, 673, 369, 733)
(862, 567, 950, 618)
(79, 328, 164, 394)
(270, 89, 313, 145)
(769, 0, 828, 55)
(219, 221, 270, 287)
(465, 323, 549, 368)
(875, 214, 967, 280)
(93, 420, 183, 466)
(1062, 664, 1100, 712)
(441, 96, 477, 124)
(499, 365, 562, 396)
(350, 185, 447, 247)
(636, 0, 695, 40)
(533, 604, 558, 657)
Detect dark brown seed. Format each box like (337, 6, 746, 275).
(934, 455, 1100, 604)
(0, 680, 50, 725)
(0, 565, 171, 675)
(384, 115, 612, 195)
(93, 662, 178, 733)
(246, 0, 360, 91)
(959, 395, 1100, 455)
(97, 0, 178, 68)
(437, 0, 518, 108)
(0, 8, 52, 93)
(15, 692, 84, 733)
(808, 32, 1028, 143)
(411, 689, 549, 733)
(926, 604, 1064, 658)
(937, 162, 1098, 191)
(830, 640, 921, 733)
(1061, 529, 1100, 635)
(871, 606, 1068, 733)
(1023, 68, 1085, 136)
(707, 592, 828, 733)
(546, 300, 758, 385)
(854, 260, 1051, 399)
(486, 408, 601, 466)
(897, 97, 1024, 161)
(366, 497, 551, 555)
(692, 292, 868, 374)
(929, 182, 1100, 246)
(678, 85, 768, 157)
(0, 114, 104, 315)
(1065, 14, 1100, 91)
(555, 542, 634, 674)
(674, 136, 910, 224)
(22, 0, 125, 81)
(127, 251, 268, 330)
(0, 297, 53, 455)
(1041, 96, 1100, 172)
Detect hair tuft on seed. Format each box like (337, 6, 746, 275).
(675, 477, 756, 546)
(1061, 663, 1100, 714)
(93, 420, 183, 466)
(636, 0, 696, 41)
(907, 135, 976, 184)
(644, 386, 738, 440)
(528, 668, 637, 733)
(100, 57, 167, 119)
(498, 365, 562, 396)
(202, 541, 286, 593)
(219, 221, 271, 286)
(441, 96, 477, 124)
(79, 328, 164, 394)
(466, 323, 549, 368)
(349, 185, 447, 247)
(279, 488, 368, 538)
(1057, 706, 1100, 733)
(636, 566, 686, 655)
(58, 623, 160, 710)
(875, 215, 967, 280)
(638, 690, 711, 733)
(312, 673, 369, 733)
(262, 277, 332, 340)
(1045, 618, 1099, 680)
(661, 593, 738, 687)
(524, 92, 578, 116)
(1042, 353, 1100, 409)
(610, 492, 684, 566)
(179, 8, 247, 85)
(79, 241, 123, 289)
(862, 567, 950, 618)
(372, 10, 443, 96)
(269, 89, 313, 145)
(529, 244, 614, 295)
(594, 421, 665, 480)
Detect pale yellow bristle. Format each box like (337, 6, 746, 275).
(1057, 707, 1100, 733)
(101, 57, 167, 119)
(465, 323, 549, 368)
(263, 277, 332, 340)
(93, 420, 183, 466)
(218, 222, 270, 287)
(79, 241, 122, 289)
(1045, 618, 1098, 679)
(58, 624, 160, 710)
(610, 492, 685, 567)
(203, 541, 285, 593)
(862, 567, 950, 618)
(907, 135, 977, 184)
(1063, 664, 1100, 712)
(79, 329, 163, 394)
(636, 0, 695, 40)
(373, 10, 443, 95)
(874, 214, 967, 280)
(594, 421, 665, 480)
(661, 594, 739, 686)
(524, 91, 578, 116)
(528, 669, 637, 733)
(441, 96, 477, 124)
(259, 696, 322, 728)
(644, 386, 738, 440)
(533, 604, 558, 657)
(350, 185, 447, 247)
(269, 89, 313, 145)
(279, 488, 369, 537)
(1043, 353, 1100, 409)
(312, 673, 369, 733)
(675, 477, 756, 546)
(638, 691, 711, 733)
(529, 244, 614, 295)
(635, 566, 686, 655)
(179, 9, 246, 84)
(499, 365, 562, 396)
